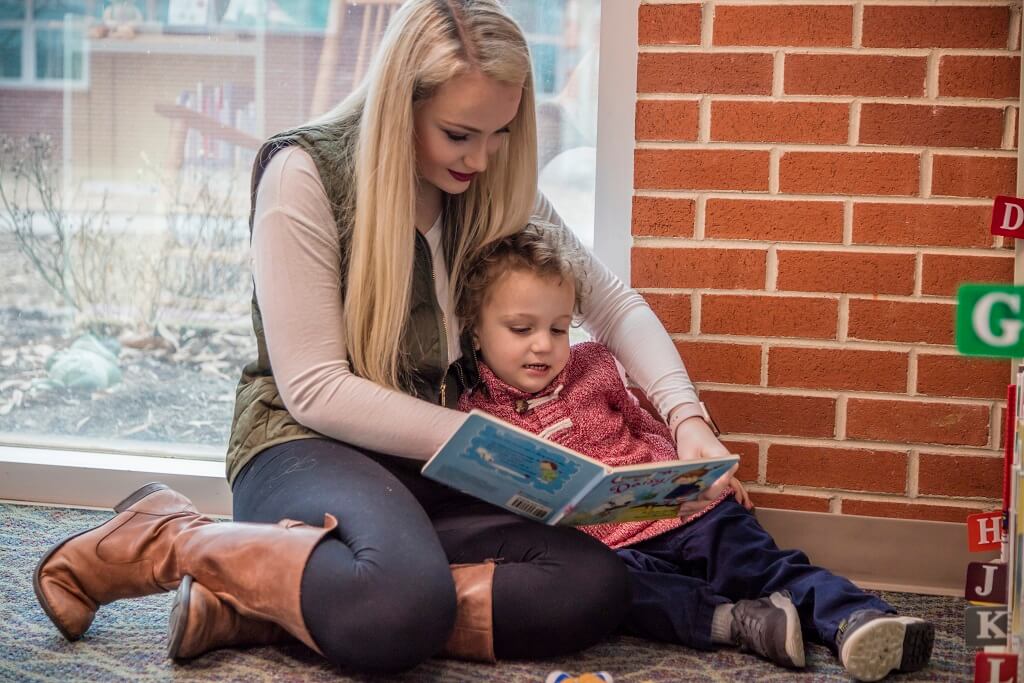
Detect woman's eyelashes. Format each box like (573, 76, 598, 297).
(444, 127, 512, 143)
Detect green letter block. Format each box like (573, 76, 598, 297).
(956, 284, 1024, 357)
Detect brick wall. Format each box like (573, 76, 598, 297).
(633, 1, 1020, 522)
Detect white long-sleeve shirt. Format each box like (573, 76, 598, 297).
(252, 146, 702, 461)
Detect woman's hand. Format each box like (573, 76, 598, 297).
(674, 415, 730, 461)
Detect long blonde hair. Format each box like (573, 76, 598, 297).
(321, 0, 537, 391)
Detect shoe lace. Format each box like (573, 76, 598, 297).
(734, 609, 770, 656)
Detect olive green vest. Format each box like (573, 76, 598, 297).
(225, 113, 477, 485)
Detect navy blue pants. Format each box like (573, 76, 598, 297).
(617, 497, 893, 651)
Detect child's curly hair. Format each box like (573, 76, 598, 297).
(457, 222, 588, 329)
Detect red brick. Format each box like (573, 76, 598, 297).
(674, 340, 762, 385)
(780, 152, 919, 196)
(702, 295, 838, 339)
(638, 53, 774, 95)
(785, 54, 926, 97)
(766, 444, 908, 493)
(846, 398, 990, 446)
(940, 55, 1021, 99)
(863, 6, 1010, 49)
(722, 440, 760, 482)
(932, 155, 1017, 199)
(711, 101, 849, 144)
(776, 250, 915, 295)
(705, 199, 843, 243)
(638, 3, 702, 45)
(750, 491, 832, 512)
(635, 149, 770, 191)
(841, 498, 986, 523)
(702, 390, 837, 437)
(713, 6, 852, 47)
(642, 292, 691, 334)
(636, 100, 699, 142)
(916, 354, 1011, 400)
(632, 247, 767, 289)
(848, 299, 955, 345)
(860, 104, 1004, 149)
(632, 196, 696, 238)
(921, 253, 1014, 296)
(853, 203, 991, 248)
(919, 453, 1004, 498)
(768, 347, 908, 392)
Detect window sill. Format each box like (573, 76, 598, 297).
(0, 444, 232, 515)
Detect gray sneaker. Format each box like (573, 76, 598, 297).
(836, 609, 934, 682)
(730, 591, 805, 668)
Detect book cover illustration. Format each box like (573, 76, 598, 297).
(560, 460, 735, 526)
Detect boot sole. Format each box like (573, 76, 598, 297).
(32, 482, 170, 641)
(167, 574, 193, 659)
(841, 617, 935, 682)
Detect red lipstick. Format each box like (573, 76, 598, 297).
(449, 170, 476, 182)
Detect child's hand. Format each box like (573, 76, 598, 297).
(676, 462, 738, 518)
(730, 479, 753, 510)
(673, 417, 730, 461)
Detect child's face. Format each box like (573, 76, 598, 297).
(474, 268, 574, 394)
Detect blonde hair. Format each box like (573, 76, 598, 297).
(457, 223, 587, 331)
(319, 0, 537, 391)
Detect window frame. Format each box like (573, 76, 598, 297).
(0, 0, 640, 513)
(0, 0, 91, 89)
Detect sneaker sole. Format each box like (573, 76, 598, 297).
(770, 592, 806, 668)
(32, 482, 170, 641)
(841, 617, 935, 682)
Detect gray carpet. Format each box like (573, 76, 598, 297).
(0, 502, 975, 682)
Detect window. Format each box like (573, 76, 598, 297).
(0, 0, 618, 464)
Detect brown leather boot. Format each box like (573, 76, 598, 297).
(172, 514, 338, 655)
(33, 482, 212, 641)
(440, 561, 496, 663)
(168, 575, 291, 659)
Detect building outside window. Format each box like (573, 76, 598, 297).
(0, 0, 605, 461)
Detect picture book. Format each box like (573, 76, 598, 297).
(421, 410, 739, 526)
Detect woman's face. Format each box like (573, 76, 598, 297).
(413, 69, 523, 196)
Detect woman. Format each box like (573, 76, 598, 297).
(33, 0, 729, 672)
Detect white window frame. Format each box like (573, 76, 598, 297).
(0, 0, 90, 90)
(0, 0, 640, 515)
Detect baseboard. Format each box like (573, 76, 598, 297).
(756, 507, 997, 596)
(0, 447, 994, 596)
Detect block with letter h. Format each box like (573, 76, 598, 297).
(969, 511, 1007, 552)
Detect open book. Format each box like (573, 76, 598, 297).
(421, 410, 739, 526)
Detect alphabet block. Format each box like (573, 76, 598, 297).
(992, 196, 1024, 238)
(967, 562, 1008, 604)
(968, 511, 1007, 552)
(956, 287, 1024, 358)
(975, 650, 1018, 683)
(966, 606, 1009, 648)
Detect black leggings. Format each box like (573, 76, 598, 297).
(232, 438, 629, 672)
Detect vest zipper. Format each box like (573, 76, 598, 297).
(425, 240, 450, 406)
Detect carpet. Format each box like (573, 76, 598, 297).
(0, 502, 975, 682)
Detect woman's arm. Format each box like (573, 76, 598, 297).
(532, 193, 729, 461)
(252, 147, 466, 459)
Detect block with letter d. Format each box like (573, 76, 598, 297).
(967, 510, 1007, 552)
(975, 649, 1018, 683)
(992, 196, 1024, 238)
(966, 606, 1009, 648)
(966, 562, 1008, 604)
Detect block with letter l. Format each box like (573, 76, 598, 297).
(975, 649, 1018, 683)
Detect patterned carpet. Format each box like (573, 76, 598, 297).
(1, 502, 975, 682)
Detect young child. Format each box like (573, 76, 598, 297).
(456, 224, 935, 682)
